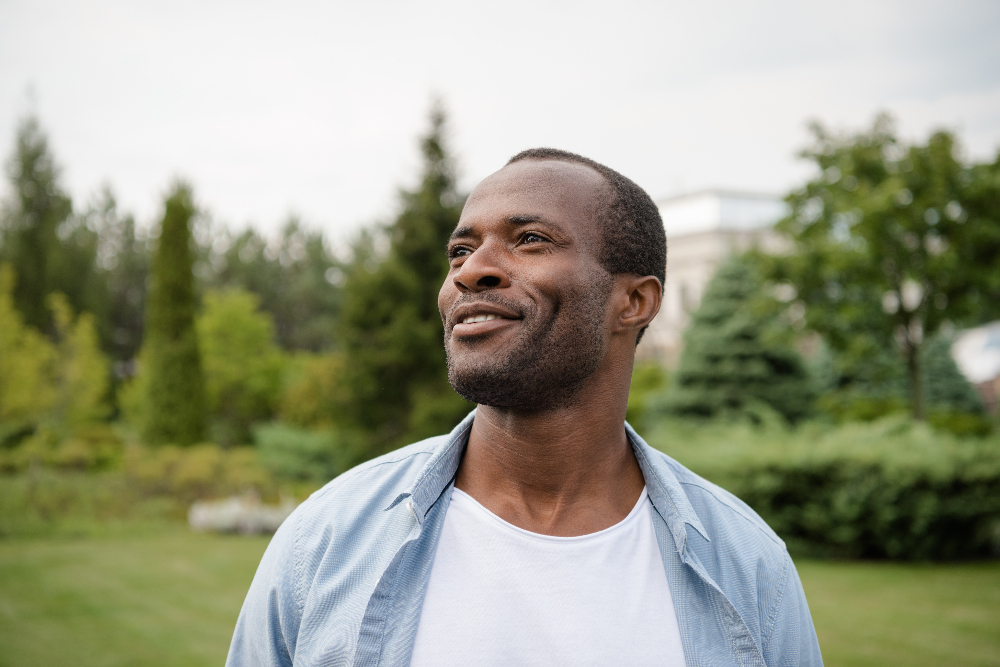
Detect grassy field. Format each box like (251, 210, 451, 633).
(0, 529, 998, 667)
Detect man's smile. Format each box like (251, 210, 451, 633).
(450, 302, 521, 337)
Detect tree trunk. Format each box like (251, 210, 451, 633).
(906, 340, 925, 421)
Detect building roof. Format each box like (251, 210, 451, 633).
(656, 190, 788, 237)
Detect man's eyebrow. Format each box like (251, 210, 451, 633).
(504, 214, 543, 225)
(448, 226, 474, 242)
(505, 214, 568, 237)
(447, 215, 565, 244)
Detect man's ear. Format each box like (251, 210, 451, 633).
(615, 275, 662, 334)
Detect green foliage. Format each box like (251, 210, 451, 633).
(816, 332, 989, 435)
(0, 263, 56, 441)
(47, 292, 111, 430)
(254, 423, 365, 484)
(920, 333, 984, 414)
(279, 352, 350, 428)
(770, 114, 1000, 419)
(141, 184, 206, 445)
(626, 360, 669, 429)
(0, 115, 109, 339)
(338, 104, 472, 454)
(646, 416, 1000, 560)
(206, 219, 341, 351)
(0, 424, 123, 474)
(664, 255, 815, 423)
(197, 289, 284, 446)
(0, 442, 277, 537)
(83, 187, 150, 367)
(0, 265, 113, 457)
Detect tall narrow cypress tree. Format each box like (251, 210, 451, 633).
(141, 183, 205, 444)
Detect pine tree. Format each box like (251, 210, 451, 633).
(140, 183, 206, 445)
(666, 256, 815, 423)
(339, 103, 472, 455)
(0, 115, 104, 334)
(921, 334, 984, 415)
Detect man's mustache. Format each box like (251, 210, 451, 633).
(442, 292, 528, 325)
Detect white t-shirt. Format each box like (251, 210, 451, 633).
(409, 487, 687, 667)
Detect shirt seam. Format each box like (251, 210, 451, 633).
(762, 552, 791, 655)
(293, 508, 305, 620)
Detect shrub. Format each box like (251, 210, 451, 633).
(645, 416, 1000, 560)
(254, 422, 365, 484)
(197, 289, 285, 445)
(0, 441, 283, 537)
(0, 423, 123, 473)
(279, 352, 349, 428)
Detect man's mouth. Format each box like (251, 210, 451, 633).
(450, 303, 522, 337)
(461, 314, 503, 324)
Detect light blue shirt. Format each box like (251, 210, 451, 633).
(227, 411, 823, 666)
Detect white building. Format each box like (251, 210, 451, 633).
(641, 190, 789, 365)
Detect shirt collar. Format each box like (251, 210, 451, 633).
(388, 409, 710, 549)
(385, 410, 476, 520)
(626, 421, 710, 548)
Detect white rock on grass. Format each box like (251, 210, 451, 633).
(188, 493, 296, 535)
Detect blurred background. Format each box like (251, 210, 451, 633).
(1, 1, 999, 665)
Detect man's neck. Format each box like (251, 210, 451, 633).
(453, 360, 645, 537)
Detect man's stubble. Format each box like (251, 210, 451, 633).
(444, 272, 614, 413)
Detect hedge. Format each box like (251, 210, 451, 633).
(646, 416, 1000, 560)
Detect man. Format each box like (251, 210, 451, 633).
(228, 149, 823, 666)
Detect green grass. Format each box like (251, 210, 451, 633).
(0, 530, 997, 666)
(0, 528, 270, 667)
(800, 559, 1000, 667)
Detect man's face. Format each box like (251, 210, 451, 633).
(438, 159, 615, 411)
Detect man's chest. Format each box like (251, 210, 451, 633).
(407, 488, 687, 667)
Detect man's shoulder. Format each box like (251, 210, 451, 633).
(640, 443, 786, 552)
(295, 434, 448, 521)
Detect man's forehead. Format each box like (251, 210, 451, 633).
(463, 159, 606, 221)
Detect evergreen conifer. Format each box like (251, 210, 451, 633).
(0, 116, 104, 333)
(339, 104, 472, 455)
(140, 184, 205, 445)
(666, 255, 814, 423)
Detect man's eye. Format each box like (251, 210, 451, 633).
(448, 246, 471, 259)
(522, 232, 546, 244)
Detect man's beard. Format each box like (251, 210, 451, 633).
(444, 275, 613, 412)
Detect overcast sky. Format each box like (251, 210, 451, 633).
(1, 0, 998, 244)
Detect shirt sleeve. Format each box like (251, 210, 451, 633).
(226, 511, 302, 667)
(762, 554, 824, 667)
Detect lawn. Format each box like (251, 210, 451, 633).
(0, 529, 997, 666)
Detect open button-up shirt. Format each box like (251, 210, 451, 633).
(227, 411, 823, 666)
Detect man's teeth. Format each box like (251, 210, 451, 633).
(461, 314, 502, 324)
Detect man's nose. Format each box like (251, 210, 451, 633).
(453, 242, 511, 292)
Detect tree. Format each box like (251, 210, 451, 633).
(770, 114, 1000, 419)
(47, 292, 111, 430)
(0, 115, 104, 333)
(338, 103, 472, 454)
(665, 255, 815, 423)
(207, 219, 340, 351)
(140, 183, 206, 445)
(197, 289, 284, 446)
(0, 263, 55, 443)
(83, 187, 149, 370)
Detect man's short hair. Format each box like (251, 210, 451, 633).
(507, 148, 666, 343)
